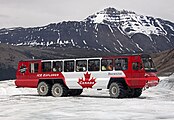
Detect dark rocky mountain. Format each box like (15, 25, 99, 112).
(0, 7, 174, 54)
(0, 7, 174, 80)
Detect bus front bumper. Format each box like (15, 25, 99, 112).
(145, 79, 159, 88)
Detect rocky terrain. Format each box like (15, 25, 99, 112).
(152, 48, 174, 76)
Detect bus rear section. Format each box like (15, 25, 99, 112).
(15, 54, 159, 98)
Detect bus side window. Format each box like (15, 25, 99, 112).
(76, 60, 87, 72)
(132, 62, 139, 70)
(132, 62, 143, 70)
(30, 63, 39, 73)
(20, 65, 27, 73)
(115, 58, 128, 70)
(53, 61, 62, 72)
(101, 59, 113, 71)
(42, 62, 51, 72)
(64, 61, 74, 72)
(88, 59, 100, 71)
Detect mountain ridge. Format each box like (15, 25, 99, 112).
(0, 7, 173, 54)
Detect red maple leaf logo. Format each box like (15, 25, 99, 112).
(78, 72, 96, 88)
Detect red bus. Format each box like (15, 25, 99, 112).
(15, 54, 159, 98)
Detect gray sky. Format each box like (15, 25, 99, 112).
(0, 0, 174, 28)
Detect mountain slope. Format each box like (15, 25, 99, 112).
(152, 48, 174, 76)
(0, 7, 173, 53)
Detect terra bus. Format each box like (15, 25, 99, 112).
(15, 54, 159, 98)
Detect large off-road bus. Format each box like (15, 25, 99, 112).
(15, 54, 159, 98)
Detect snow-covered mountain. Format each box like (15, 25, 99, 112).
(86, 8, 167, 36)
(0, 7, 174, 53)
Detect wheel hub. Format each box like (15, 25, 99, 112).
(112, 86, 118, 95)
(40, 86, 46, 93)
(54, 87, 61, 95)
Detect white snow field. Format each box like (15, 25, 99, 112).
(0, 76, 174, 120)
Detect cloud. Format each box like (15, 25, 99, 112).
(0, 0, 173, 28)
(0, 14, 10, 18)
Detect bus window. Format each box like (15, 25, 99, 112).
(132, 62, 143, 70)
(76, 60, 87, 72)
(115, 58, 128, 70)
(53, 61, 62, 72)
(64, 61, 74, 72)
(101, 59, 113, 71)
(30, 63, 39, 73)
(142, 57, 156, 72)
(20, 65, 27, 73)
(42, 62, 51, 72)
(132, 62, 139, 70)
(88, 59, 100, 71)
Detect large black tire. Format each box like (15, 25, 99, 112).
(126, 88, 135, 98)
(109, 82, 126, 98)
(37, 81, 51, 96)
(133, 88, 142, 98)
(76, 89, 83, 95)
(51, 83, 68, 97)
(126, 88, 143, 98)
(69, 89, 83, 96)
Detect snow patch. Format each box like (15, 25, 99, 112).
(98, 48, 102, 51)
(71, 39, 75, 46)
(114, 47, 121, 53)
(135, 43, 143, 51)
(117, 40, 123, 47)
(108, 25, 114, 33)
(104, 47, 110, 52)
(93, 14, 104, 23)
(83, 40, 87, 45)
(166, 24, 174, 31)
(126, 48, 130, 52)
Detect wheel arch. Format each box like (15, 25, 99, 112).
(107, 77, 128, 89)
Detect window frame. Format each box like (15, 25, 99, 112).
(76, 60, 87, 72)
(64, 60, 75, 72)
(53, 61, 63, 72)
(42, 61, 52, 72)
(88, 59, 100, 71)
(115, 58, 128, 71)
(101, 59, 113, 71)
(30, 62, 39, 73)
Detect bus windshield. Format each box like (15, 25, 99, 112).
(142, 57, 157, 72)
